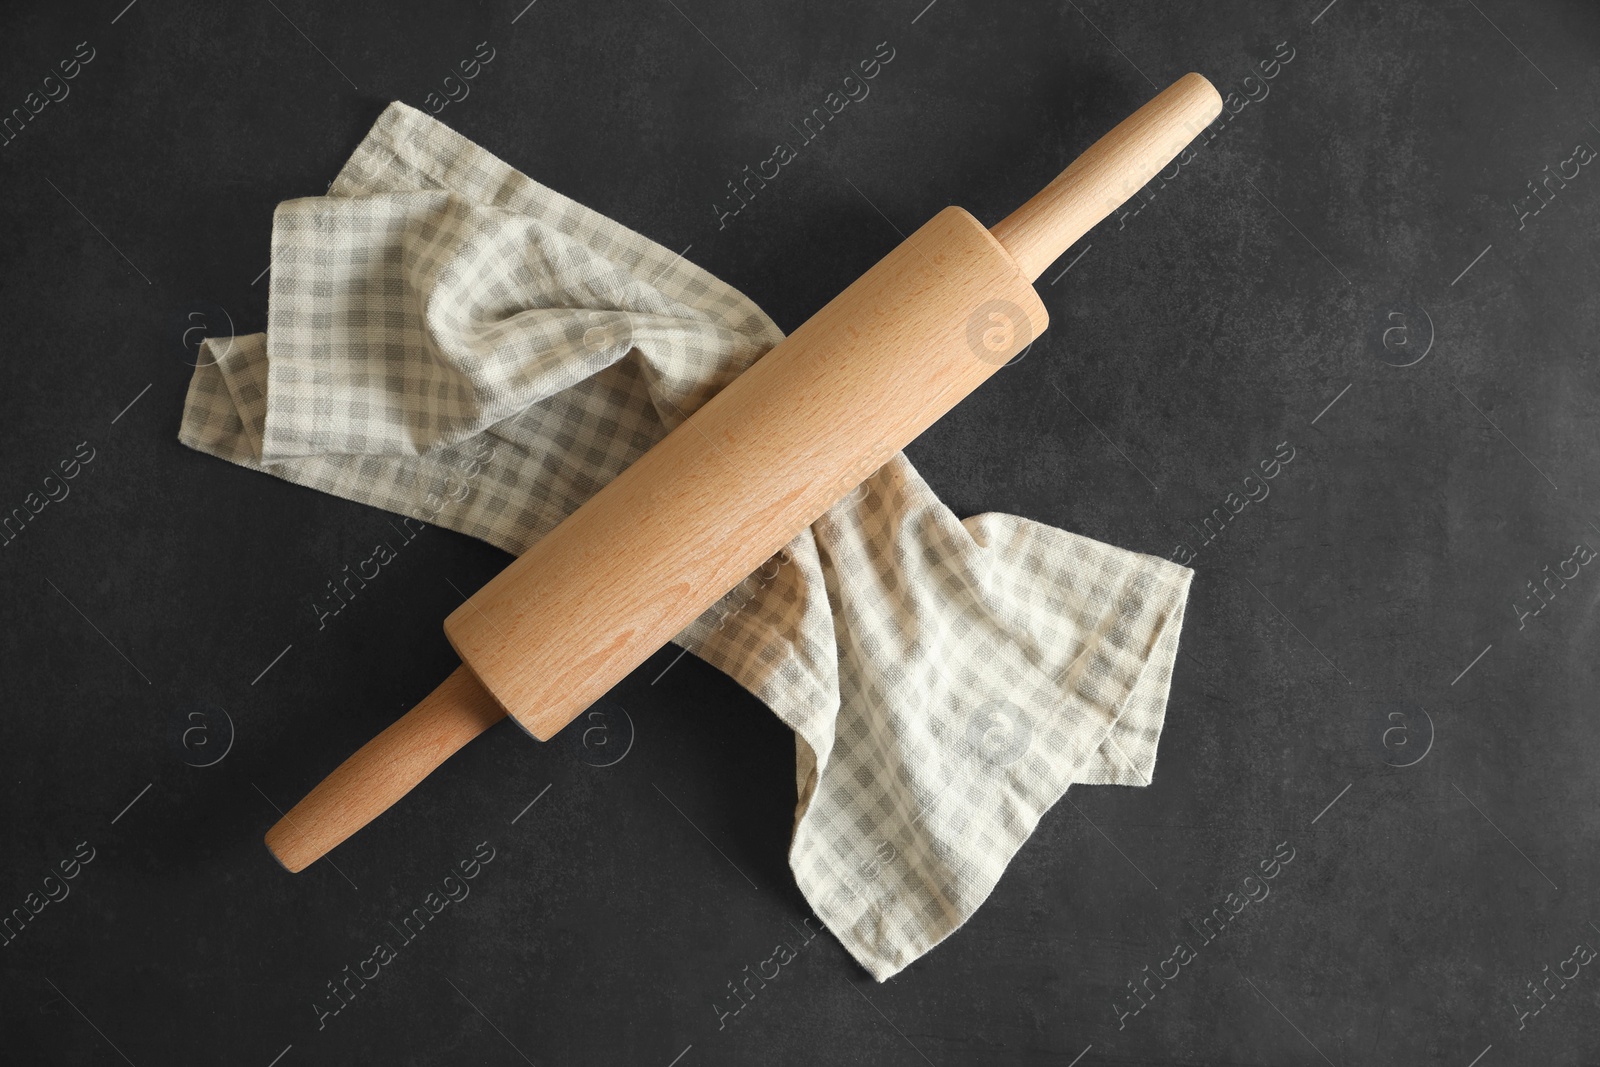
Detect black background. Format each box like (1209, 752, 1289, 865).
(2, 1, 1598, 1064)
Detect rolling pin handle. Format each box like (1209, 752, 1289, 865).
(990, 72, 1223, 282)
(263, 665, 506, 873)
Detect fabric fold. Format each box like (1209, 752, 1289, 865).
(180, 101, 1192, 981)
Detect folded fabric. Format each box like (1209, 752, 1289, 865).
(180, 101, 1193, 980)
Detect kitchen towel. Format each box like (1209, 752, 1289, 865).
(179, 101, 1193, 981)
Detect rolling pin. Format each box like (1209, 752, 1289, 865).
(265, 72, 1223, 873)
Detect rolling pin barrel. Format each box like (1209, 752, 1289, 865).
(443, 203, 1049, 740)
(264, 72, 1222, 873)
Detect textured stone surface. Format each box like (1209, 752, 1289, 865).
(1, 1, 1596, 1063)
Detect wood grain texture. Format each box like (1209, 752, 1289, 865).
(444, 206, 1048, 739)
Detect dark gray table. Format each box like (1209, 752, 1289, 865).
(3, 1, 1596, 1063)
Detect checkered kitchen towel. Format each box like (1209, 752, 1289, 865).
(180, 102, 1192, 981)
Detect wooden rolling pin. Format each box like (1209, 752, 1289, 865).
(265, 72, 1222, 873)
